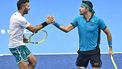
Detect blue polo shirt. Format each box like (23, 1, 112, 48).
(71, 15, 107, 51)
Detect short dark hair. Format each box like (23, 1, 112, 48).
(17, 0, 29, 10)
(82, 0, 93, 10)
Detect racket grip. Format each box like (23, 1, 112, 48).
(30, 42, 38, 44)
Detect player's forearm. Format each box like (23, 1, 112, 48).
(34, 22, 49, 32)
(26, 25, 36, 33)
(104, 27, 112, 48)
(107, 33, 112, 47)
(60, 26, 70, 33)
(106, 30, 112, 48)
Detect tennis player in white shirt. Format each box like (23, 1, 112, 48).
(9, 0, 54, 69)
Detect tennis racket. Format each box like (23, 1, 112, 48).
(110, 54, 118, 69)
(24, 30, 48, 45)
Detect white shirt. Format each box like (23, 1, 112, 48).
(9, 11, 30, 48)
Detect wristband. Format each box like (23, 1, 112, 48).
(108, 40, 112, 47)
(41, 21, 48, 28)
(53, 22, 60, 28)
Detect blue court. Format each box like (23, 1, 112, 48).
(0, 53, 121, 69)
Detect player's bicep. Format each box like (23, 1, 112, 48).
(60, 24, 74, 32)
(103, 27, 110, 35)
(103, 27, 112, 41)
(67, 24, 75, 31)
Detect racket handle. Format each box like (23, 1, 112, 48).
(30, 42, 38, 44)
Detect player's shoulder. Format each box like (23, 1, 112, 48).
(92, 15, 105, 25)
(93, 15, 103, 21)
(11, 11, 26, 21)
(11, 12, 19, 17)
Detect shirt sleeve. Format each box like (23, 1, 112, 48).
(98, 19, 107, 31)
(70, 17, 78, 28)
(18, 17, 31, 28)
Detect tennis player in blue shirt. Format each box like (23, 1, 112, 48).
(53, 1, 113, 69)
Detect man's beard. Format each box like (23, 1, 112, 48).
(23, 9, 28, 14)
(80, 13, 83, 15)
(80, 11, 83, 15)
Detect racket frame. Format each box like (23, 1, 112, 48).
(110, 55, 118, 69)
(28, 30, 48, 45)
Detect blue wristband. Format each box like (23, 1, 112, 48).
(54, 22, 60, 28)
(108, 40, 112, 47)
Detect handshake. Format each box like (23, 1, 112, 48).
(45, 16, 55, 24)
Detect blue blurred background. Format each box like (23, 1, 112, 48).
(0, 0, 122, 54)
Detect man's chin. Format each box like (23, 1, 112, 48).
(80, 13, 83, 15)
(24, 12, 28, 14)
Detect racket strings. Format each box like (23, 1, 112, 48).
(29, 30, 48, 44)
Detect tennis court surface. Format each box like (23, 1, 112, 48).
(0, 53, 121, 69)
